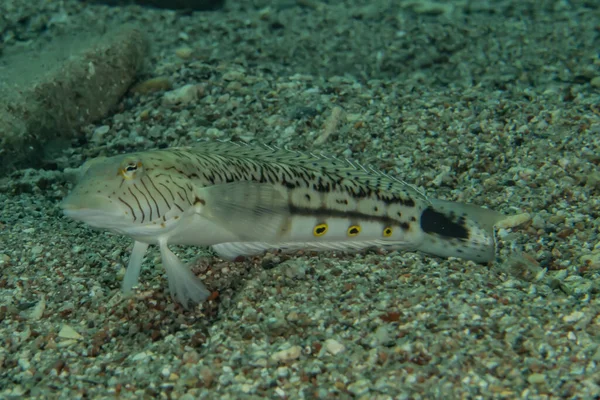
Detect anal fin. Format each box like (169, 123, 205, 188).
(212, 240, 413, 260)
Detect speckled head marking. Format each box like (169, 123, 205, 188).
(61, 152, 197, 235)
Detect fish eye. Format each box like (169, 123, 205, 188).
(120, 159, 143, 179)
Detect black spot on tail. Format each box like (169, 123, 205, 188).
(420, 207, 469, 240)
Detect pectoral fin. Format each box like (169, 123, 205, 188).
(194, 182, 291, 241)
(122, 241, 149, 295)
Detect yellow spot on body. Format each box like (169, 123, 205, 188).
(347, 225, 361, 237)
(383, 227, 393, 237)
(313, 223, 328, 237)
(161, 222, 166, 228)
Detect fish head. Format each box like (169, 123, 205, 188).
(61, 152, 194, 235)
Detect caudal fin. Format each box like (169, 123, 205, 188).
(416, 199, 503, 263)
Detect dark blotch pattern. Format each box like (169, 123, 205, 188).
(420, 207, 469, 240)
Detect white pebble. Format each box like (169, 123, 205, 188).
(496, 213, 531, 229)
(527, 373, 546, 384)
(347, 379, 371, 396)
(325, 339, 345, 355)
(92, 125, 110, 142)
(563, 310, 585, 323)
(29, 296, 46, 320)
(18, 357, 31, 371)
(163, 84, 201, 105)
(58, 325, 83, 340)
(31, 246, 44, 255)
(0, 254, 9, 265)
(270, 345, 302, 362)
(131, 351, 151, 361)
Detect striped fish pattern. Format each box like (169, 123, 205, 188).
(61, 142, 502, 308)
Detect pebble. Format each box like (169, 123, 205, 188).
(270, 345, 302, 362)
(347, 379, 371, 396)
(276, 366, 289, 378)
(496, 213, 532, 229)
(131, 351, 151, 362)
(280, 259, 307, 279)
(29, 296, 46, 320)
(563, 311, 585, 323)
(58, 325, 83, 340)
(314, 106, 344, 146)
(163, 84, 202, 105)
(31, 245, 43, 255)
(222, 70, 245, 81)
(531, 214, 546, 229)
(369, 325, 393, 347)
(92, 125, 110, 142)
(527, 373, 547, 384)
(175, 47, 193, 59)
(580, 252, 600, 269)
(324, 339, 345, 355)
(131, 77, 172, 94)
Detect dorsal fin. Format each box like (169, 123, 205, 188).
(186, 140, 430, 202)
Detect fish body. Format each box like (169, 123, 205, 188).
(61, 142, 503, 308)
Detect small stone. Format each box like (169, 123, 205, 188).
(132, 77, 172, 94)
(0, 254, 10, 265)
(325, 339, 345, 355)
(270, 345, 302, 362)
(280, 259, 307, 279)
(131, 351, 151, 361)
(29, 296, 46, 320)
(563, 310, 585, 323)
(276, 366, 289, 378)
(370, 325, 393, 347)
(92, 125, 110, 142)
(58, 325, 83, 340)
(18, 357, 31, 371)
(31, 246, 44, 255)
(57, 339, 78, 347)
(139, 109, 151, 120)
(249, 358, 267, 367)
(222, 70, 245, 81)
(590, 76, 600, 88)
(163, 84, 202, 105)
(175, 47, 193, 59)
(496, 213, 532, 229)
(580, 252, 600, 269)
(527, 373, 546, 384)
(347, 379, 371, 396)
(240, 383, 253, 393)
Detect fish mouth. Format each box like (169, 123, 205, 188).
(61, 195, 125, 228)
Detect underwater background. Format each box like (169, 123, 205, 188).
(1, 0, 600, 398)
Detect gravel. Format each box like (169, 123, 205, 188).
(1, 0, 599, 398)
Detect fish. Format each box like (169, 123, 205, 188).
(61, 141, 503, 308)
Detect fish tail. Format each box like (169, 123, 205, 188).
(416, 199, 503, 264)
